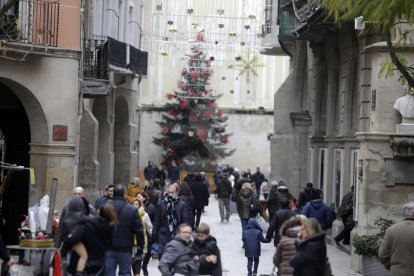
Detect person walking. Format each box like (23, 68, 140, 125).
(144, 161, 158, 185)
(178, 182, 195, 230)
(237, 183, 259, 245)
(193, 223, 222, 276)
(251, 167, 265, 199)
(273, 216, 302, 276)
(190, 173, 210, 229)
(267, 181, 290, 224)
(167, 160, 180, 183)
(242, 218, 270, 276)
(301, 189, 333, 231)
(158, 223, 199, 276)
(105, 184, 145, 276)
(266, 198, 296, 247)
(334, 185, 354, 246)
(215, 173, 232, 223)
(378, 202, 414, 276)
(63, 204, 117, 276)
(95, 184, 115, 210)
(298, 183, 315, 210)
(152, 184, 189, 257)
(146, 179, 163, 207)
(289, 218, 327, 276)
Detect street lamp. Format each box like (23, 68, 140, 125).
(128, 20, 143, 49)
(106, 8, 119, 40)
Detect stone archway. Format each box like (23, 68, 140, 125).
(113, 96, 131, 184)
(0, 79, 48, 244)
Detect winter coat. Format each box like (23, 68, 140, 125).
(55, 197, 91, 249)
(289, 232, 326, 276)
(242, 218, 269, 257)
(179, 194, 195, 229)
(64, 217, 113, 275)
(147, 186, 162, 207)
(298, 188, 314, 210)
(168, 165, 180, 182)
(158, 236, 199, 276)
(0, 234, 9, 263)
(378, 218, 414, 276)
(144, 200, 157, 223)
(301, 200, 333, 231)
(144, 164, 158, 180)
(336, 191, 353, 219)
(190, 179, 210, 208)
(94, 196, 109, 210)
(152, 198, 189, 246)
(193, 235, 222, 276)
(274, 227, 300, 276)
(109, 197, 144, 252)
(266, 208, 296, 246)
(251, 172, 265, 187)
(267, 186, 290, 216)
(216, 178, 232, 198)
(237, 188, 255, 220)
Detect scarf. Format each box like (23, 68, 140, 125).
(166, 195, 180, 236)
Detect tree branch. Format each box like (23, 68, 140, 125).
(385, 30, 414, 88)
(0, 0, 19, 18)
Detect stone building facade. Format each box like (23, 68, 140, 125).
(264, 0, 414, 272)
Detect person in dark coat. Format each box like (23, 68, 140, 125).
(251, 167, 265, 199)
(158, 224, 198, 276)
(274, 217, 303, 276)
(94, 184, 115, 210)
(178, 182, 195, 230)
(266, 198, 296, 246)
(216, 173, 232, 222)
(152, 184, 189, 256)
(105, 184, 145, 276)
(147, 179, 163, 207)
(193, 223, 222, 276)
(190, 173, 210, 229)
(242, 218, 270, 276)
(0, 233, 16, 269)
(301, 189, 333, 231)
(167, 160, 180, 182)
(267, 182, 290, 223)
(64, 204, 117, 275)
(298, 183, 315, 210)
(290, 218, 327, 276)
(334, 185, 354, 246)
(137, 191, 157, 223)
(237, 183, 258, 244)
(144, 161, 158, 183)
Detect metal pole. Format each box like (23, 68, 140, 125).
(46, 178, 58, 235)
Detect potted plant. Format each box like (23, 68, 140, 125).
(353, 217, 394, 276)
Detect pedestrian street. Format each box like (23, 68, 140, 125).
(146, 197, 362, 276)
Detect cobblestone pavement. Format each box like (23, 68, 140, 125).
(146, 197, 361, 276)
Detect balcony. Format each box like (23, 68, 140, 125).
(82, 36, 148, 97)
(0, 0, 60, 47)
(128, 45, 148, 77)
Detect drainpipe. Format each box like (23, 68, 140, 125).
(73, 0, 86, 188)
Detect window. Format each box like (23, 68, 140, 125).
(264, 0, 273, 34)
(333, 149, 343, 208)
(318, 148, 327, 192)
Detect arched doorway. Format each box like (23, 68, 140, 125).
(114, 96, 130, 184)
(0, 82, 30, 244)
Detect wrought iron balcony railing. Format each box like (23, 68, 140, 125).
(83, 36, 128, 80)
(129, 45, 148, 77)
(0, 0, 60, 47)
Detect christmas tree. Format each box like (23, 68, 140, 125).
(153, 34, 234, 172)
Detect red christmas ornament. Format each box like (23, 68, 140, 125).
(196, 34, 204, 41)
(168, 147, 174, 153)
(162, 126, 169, 134)
(197, 129, 205, 140)
(191, 70, 200, 79)
(203, 68, 212, 76)
(179, 99, 189, 109)
(222, 136, 229, 144)
(178, 81, 187, 90)
(217, 110, 224, 117)
(188, 92, 196, 97)
(168, 110, 177, 116)
(209, 100, 217, 107)
(204, 111, 212, 119)
(204, 88, 213, 94)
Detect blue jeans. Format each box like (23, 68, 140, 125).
(105, 250, 133, 276)
(247, 257, 259, 276)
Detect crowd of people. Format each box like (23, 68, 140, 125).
(45, 160, 414, 276)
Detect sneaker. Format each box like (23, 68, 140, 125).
(334, 237, 340, 246)
(225, 218, 230, 222)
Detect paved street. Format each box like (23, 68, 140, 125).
(146, 197, 361, 276)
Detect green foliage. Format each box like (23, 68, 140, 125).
(379, 55, 414, 89)
(353, 216, 394, 256)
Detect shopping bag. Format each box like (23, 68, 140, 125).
(256, 214, 269, 233)
(50, 251, 62, 276)
(151, 243, 159, 259)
